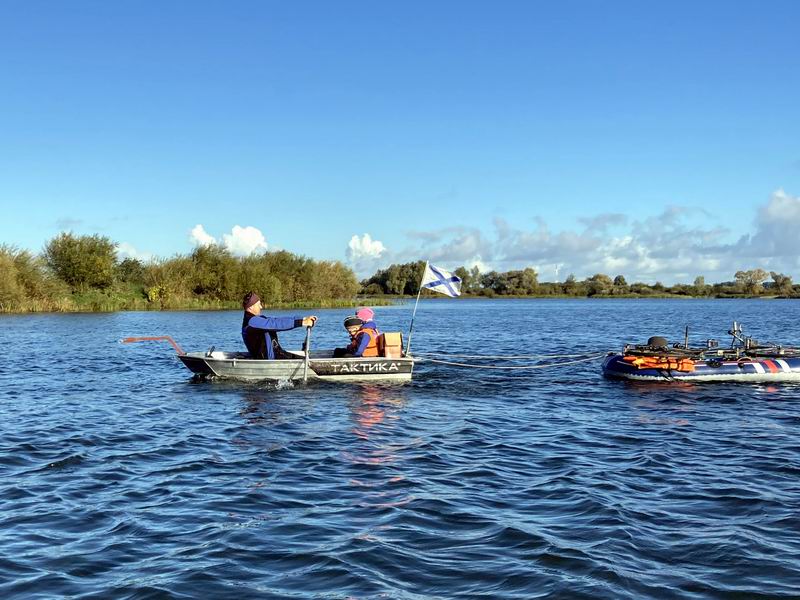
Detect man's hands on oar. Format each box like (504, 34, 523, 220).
(302, 316, 318, 328)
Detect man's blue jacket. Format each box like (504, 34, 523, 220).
(242, 313, 303, 359)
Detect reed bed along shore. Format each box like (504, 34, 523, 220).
(0, 292, 397, 314)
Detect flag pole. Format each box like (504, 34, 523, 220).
(405, 261, 428, 356)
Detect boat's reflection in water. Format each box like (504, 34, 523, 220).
(348, 385, 402, 440)
(621, 378, 799, 429)
(233, 382, 415, 510)
(343, 385, 415, 511)
(236, 380, 309, 427)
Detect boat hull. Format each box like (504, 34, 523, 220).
(178, 351, 414, 382)
(603, 353, 800, 382)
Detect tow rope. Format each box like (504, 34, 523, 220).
(411, 351, 609, 370)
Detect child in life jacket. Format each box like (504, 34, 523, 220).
(333, 314, 379, 358)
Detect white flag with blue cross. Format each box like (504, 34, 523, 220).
(420, 264, 462, 297)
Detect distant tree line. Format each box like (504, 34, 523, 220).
(0, 233, 359, 312)
(4, 234, 797, 313)
(360, 262, 798, 298)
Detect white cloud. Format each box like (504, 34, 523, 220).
(222, 225, 268, 256)
(345, 233, 387, 277)
(743, 189, 800, 257)
(190, 224, 268, 256)
(392, 189, 800, 284)
(347, 233, 386, 260)
(464, 255, 491, 273)
(116, 242, 153, 262)
(190, 224, 216, 247)
(402, 227, 494, 273)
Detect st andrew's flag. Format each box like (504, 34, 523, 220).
(420, 263, 462, 297)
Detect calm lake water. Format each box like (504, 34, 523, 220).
(2, 299, 799, 599)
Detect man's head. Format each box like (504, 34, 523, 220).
(243, 291, 262, 315)
(343, 315, 363, 337)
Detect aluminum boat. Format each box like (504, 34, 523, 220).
(179, 349, 414, 382)
(122, 336, 414, 383)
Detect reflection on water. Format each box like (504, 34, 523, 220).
(344, 386, 414, 510)
(348, 385, 406, 440)
(1, 300, 800, 599)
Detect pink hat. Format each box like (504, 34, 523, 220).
(356, 307, 374, 321)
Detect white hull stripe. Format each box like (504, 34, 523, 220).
(752, 362, 766, 374)
(776, 359, 791, 372)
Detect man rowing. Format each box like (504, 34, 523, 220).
(241, 291, 317, 359)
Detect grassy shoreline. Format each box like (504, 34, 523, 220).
(379, 293, 793, 300)
(0, 293, 399, 315)
(4, 292, 793, 315)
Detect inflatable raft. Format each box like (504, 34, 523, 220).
(603, 322, 800, 382)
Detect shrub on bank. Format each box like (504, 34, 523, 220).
(43, 233, 117, 291)
(0, 245, 74, 312)
(2, 235, 363, 313)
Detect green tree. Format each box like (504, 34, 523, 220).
(692, 276, 708, 296)
(734, 269, 769, 295)
(363, 261, 464, 295)
(481, 271, 508, 294)
(0, 249, 23, 309)
(669, 283, 692, 296)
(454, 265, 489, 294)
(307, 260, 359, 300)
(404, 261, 427, 295)
(386, 266, 407, 295)
(585, 273, 613, 296)
(630, 282, 654, 296)
(362, 282, 384, 295)
(563, 273, 579, 295)
(3, 245, 69, 304)
(117, 257, 145, 283)
(44, 232, 117, 291)
(190, 244, 237, 299)
(519, 267, 539, 294)
(238, 254, 284, 305)
(770, 271, 793, 296)
(142, 256, 194, 305)
(469, 266, 481, 293)
(612, 275, 628, 295)
(504, 270, 527, 294)
(454, 267, 471, 293)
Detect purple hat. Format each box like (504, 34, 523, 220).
(243, 291, 261, 309)
(356, 307, 374, 321)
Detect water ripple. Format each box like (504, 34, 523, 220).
(2, 302, 800, 598)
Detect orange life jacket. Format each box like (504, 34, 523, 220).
(350, 326, 379, 357)
(622, 355, 696, 372)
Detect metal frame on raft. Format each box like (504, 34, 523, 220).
(603, 322, 800, 382)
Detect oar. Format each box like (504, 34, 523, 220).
(121, 336, 185, 355)
(303, 326, 311, 383)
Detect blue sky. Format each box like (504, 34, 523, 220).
(1, 1, 799, 283)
